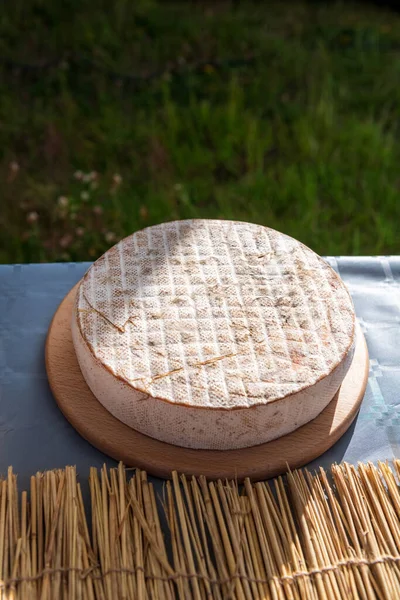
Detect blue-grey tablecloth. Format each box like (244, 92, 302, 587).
(0, 259, 399, 492)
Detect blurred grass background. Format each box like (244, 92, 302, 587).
(0, 0, 399, 263)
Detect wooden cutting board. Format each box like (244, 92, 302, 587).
(45, 284, 369, 481)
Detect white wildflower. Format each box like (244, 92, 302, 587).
(105, 231, 116, 244)
(57, 196, 68, 208)
(26, 211, 39, 224)
(59, 234, 72, 249)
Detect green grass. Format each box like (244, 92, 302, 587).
(1, 0, 400, 263)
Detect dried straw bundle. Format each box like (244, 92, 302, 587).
(0, 461, 400, 599)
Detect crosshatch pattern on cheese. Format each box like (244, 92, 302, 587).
(77, 220, 355, 407)
(72, 220, 356, 450)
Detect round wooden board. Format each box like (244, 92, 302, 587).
(46, 284, 369, 482)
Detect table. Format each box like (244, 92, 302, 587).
(0, 258, 399, 494)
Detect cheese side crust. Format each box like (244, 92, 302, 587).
(72, 219, 356, 450)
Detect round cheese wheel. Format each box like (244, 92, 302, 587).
(71, 219, 356, 450)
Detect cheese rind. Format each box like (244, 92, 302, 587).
(72, 219, 356, 450)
